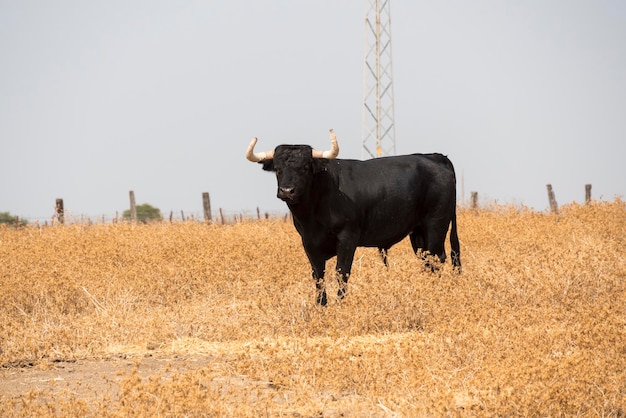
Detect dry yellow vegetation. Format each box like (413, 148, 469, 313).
(1, 200, 625, 416)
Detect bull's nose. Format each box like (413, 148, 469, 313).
(277, 186, 295, 200)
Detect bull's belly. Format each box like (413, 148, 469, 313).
(357, 223, 416, 249)
(354, 205, 422, 248)
(359, 234, 409, 249)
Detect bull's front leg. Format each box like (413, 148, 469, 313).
(309, 258, 327, 306)
(336, 241, 357, 300)
(336, 269, 350, 300)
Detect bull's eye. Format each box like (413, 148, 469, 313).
(275, 169, 282, 177)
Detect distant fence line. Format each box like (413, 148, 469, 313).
(15, 209, 290, 227)
(467, 184, 592, 214)
(41, 209, 291, 228)
(6, 185, 595, 227)
(11, 191, 288, 226)
(33, 191, 289, 226)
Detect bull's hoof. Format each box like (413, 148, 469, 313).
(337, 287, 347, 300)
(316, 291, 328, 306)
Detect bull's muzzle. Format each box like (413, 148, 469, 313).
(277, 186, 296, 202)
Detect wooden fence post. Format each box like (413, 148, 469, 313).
(219, 208, 225, 225)
(129, 191, 137, 223)
(470, 191, 478, 210)
(585, 184, 592, 204)
(546, 184, 558, 214)
(55, 198, 64, 224)
(202, 192, 212, 223)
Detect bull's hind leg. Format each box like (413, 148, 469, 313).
(410, 230, 431, 270)
(424, 225, 448, 271)
(409, 228, 425, 254)
(411, 227, 445, 272)
(410, 228, 429, 268)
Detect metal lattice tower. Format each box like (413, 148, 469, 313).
(362, 0, 396, 159)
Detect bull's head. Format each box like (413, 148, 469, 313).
(246, 129, 339, 204)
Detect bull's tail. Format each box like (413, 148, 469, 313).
(450, 204, 461, 273)
(442, 154, 461, 273)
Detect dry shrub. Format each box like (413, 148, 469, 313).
(1, 200, 625, 416)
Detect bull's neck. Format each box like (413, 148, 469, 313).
(286, 199, 315, 220)
(285, 169, 330, 221)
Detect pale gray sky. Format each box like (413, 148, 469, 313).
(1, 1, 625, 221)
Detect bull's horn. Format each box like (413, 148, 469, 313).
(312, 129, 339, 159)
(246, 137, 274, 162)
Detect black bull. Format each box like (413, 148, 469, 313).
(247, 131, 461, 305)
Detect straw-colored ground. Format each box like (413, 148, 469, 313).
(1, 200, 625, 416)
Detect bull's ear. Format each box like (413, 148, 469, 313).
(261, 160, 275, 172)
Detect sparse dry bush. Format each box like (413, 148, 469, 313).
(1, 200, 625, 416)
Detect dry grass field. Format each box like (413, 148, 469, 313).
(1, 200, 625, 416)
